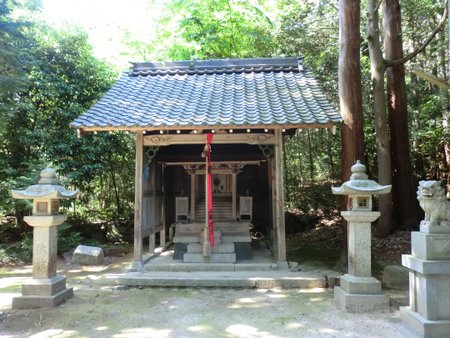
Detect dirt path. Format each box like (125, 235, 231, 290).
(0, 255, 413, 338)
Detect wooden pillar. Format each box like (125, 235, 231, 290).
(232, 172, 237, 220)
(202, 164, 211, 256)
(268, 157, 277, 254)
(274, 129, 286, 264)
(132, 132, 144, 271)
(160, 164, 168, 246)
(149, 233, 155, 254)
(190, 173, 196, 221)
(160, 228, 166, 247)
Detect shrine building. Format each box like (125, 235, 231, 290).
(71, 57, 341, 271)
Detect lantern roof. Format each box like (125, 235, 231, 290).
(11, 167, 78, 200)
(332, 161, 391, 195)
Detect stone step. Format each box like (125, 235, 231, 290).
(183, 253, 237, 264)
(174, 231, 223, 244)
(187, 242, 235, 254)
(222, 233, 252, 243)
(196, 210, 232, 215)
(176, 222, 250, 232)
(173, 234, 200, 243)
(200, 230, 222, 244)
(196, 204, 232, 211)
(196, 214, 232, 219)
(216, 225, 250, 232)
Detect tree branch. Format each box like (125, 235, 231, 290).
(375, 0, 383, 12)
(385, 0, 448, 68)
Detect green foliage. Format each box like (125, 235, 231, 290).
(0, 222, 83, 266)
(286, 180, 340, 215)
(0, 231, 33, 266)
(124, 0, 277, 61)
(0, 0, 28, 99)
(57, 222, 82, 254)
(0, 0, 447, 253)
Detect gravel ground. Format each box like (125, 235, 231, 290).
(0, 257, 414, 338)
(0, 286, 412, 338)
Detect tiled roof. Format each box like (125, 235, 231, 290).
(71, 57, 340, 131)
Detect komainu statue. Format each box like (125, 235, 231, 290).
(417, 180, 450, 226)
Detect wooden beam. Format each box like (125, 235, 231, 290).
(132, 132, 144, 271)
(274, 129, 286, 263)
(144, 133, 276, 146)
(73, 123, 336, 133)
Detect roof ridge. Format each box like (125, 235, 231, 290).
(130, 57, 304, 76)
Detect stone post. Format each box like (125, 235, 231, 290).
(331, 161, 391, 312)
(400, 180, 450, 337)
(11, 167, 77, 309)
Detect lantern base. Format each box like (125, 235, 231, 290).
(334, 285, 389, 313)
(12, 275, 73, 309)
(334, 274, 388, 313)
(400, 306, 450, 337)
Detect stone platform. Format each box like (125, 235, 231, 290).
(106, 243, 341, 289)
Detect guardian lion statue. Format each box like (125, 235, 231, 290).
(417, 180, 450, 227)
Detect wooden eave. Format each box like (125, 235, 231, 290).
(76, 122, 337, 135)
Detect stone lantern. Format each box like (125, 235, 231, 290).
(331, 161, 391, 312)
(11, 167, 77, 309)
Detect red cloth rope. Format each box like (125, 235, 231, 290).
(206, 133, 214, 247)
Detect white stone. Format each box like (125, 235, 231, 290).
(382, 265, 409, 290)
(72, 245, 104, 265)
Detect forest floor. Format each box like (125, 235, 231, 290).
(0, 216, 415, 337)
(286, 212, 411, 274)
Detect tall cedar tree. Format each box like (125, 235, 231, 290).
(367, 0, 394, 237)
(384, 0, 420, 229)
(339, 0, 365, 196)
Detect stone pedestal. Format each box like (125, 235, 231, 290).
(401, 227, 450, 336)
(12, 215, 73, 309)
(334, 211, 389, 312)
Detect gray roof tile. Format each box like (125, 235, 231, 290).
(71, 57, 341, 130)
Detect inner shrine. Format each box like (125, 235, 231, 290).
(71, 57, 341, 270)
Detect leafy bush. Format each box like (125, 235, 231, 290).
(0, 232, 33, 266)
(286, 181, 340, 214)
(57, 223, 82, 254)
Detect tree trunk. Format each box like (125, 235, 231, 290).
(109, 161, 122, 215)
(296, 130, 304, 184)
(383, 0, 420, 229)
(339, 0, 365, 197)
(339, 0, 364, 252)
(367, 0, 394, 238)
(307, 129, 314, 181)
(384, 0, 419, 229)
(442, 23, 450, 197)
